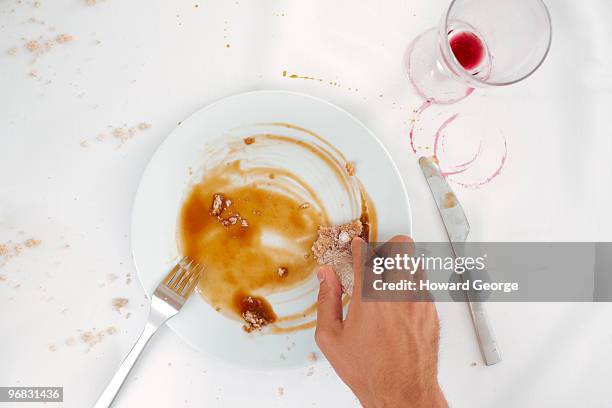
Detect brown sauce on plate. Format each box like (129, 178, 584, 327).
(178, 127, 376, 333)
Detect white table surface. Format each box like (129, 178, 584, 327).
(1, 0, 611, 407)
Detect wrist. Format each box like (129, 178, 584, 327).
(359, 380, 447, 408)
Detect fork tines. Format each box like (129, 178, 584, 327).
(164, 256, 202, 297)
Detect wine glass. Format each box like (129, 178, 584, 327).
(406, 0, 552, 104)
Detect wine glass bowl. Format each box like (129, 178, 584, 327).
(406, 0, 552, 104)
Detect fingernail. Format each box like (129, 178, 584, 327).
(317, 269, 326, 283)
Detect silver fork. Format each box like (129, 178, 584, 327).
(93, 256, 203, 408)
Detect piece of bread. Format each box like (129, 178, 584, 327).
(311, 220, 362, 295)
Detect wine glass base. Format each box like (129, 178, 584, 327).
(405, 28, 474, 104)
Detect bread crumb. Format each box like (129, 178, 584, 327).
(210, 193, 225, 216)
(7, 47, 18, 56)
(1, 238, 42, 268)
(210, 193, 249, 229)
(307, 351, 317, 362)
(55, 34, 73, 44)
(48, 344, 57, 352)
(244, 136, 255, 145)
(277, 267, 288, 278)
(79, 326, 117, 351)
(24, 238, 41, 248)
(243, 310, 267, 333)
(85, 122, 152, 148)
(112, 297, 129, 313)
(241, 296, 272, 333)
(25, 40, 39, 52)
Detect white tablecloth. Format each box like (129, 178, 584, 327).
(1, 0, 611, 407)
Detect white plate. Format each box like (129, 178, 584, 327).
(131, 90, 412, 369)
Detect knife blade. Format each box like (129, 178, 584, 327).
(419, 156, 502, 366)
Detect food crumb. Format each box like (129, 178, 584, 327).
(55, 34, 73, 44)
(241, 295, 273, 333)
(307, 352, 317, 362)
(244, 136, 255, 145)
(48, 344, 57, 352)
(65, 336, 75, 346)
(84, 122, 151, 148)
(277, 267, 288, 278)
(299, 202, 310, 210)
(210, 193, 225, 216)
(24, 238, 41, 248)
(112, 297, 129, 313)
(7, 47, 18, 56)
(243, 310, 267, 333)
(345, 162, 355, 176)
(25, 40, 39, 52)
(79, 327, 117, 352)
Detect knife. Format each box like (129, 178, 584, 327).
(419, 156, 502, 366)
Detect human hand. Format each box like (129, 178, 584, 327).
(315, 236, 447, 408)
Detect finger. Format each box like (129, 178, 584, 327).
(351, 237, 371, 301)
(375, 235, 414, 259)
(315, 266, 343, 345)
(346, 237, 377, 322)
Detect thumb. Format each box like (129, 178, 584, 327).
(315, 266, 343, 345)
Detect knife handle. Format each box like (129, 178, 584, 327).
(465, 299, 502, 365)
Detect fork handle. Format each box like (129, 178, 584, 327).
(93, 319, 161, 408)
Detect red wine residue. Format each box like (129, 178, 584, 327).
(449, 31, 484, 71)
(407, 103, 508, 189)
